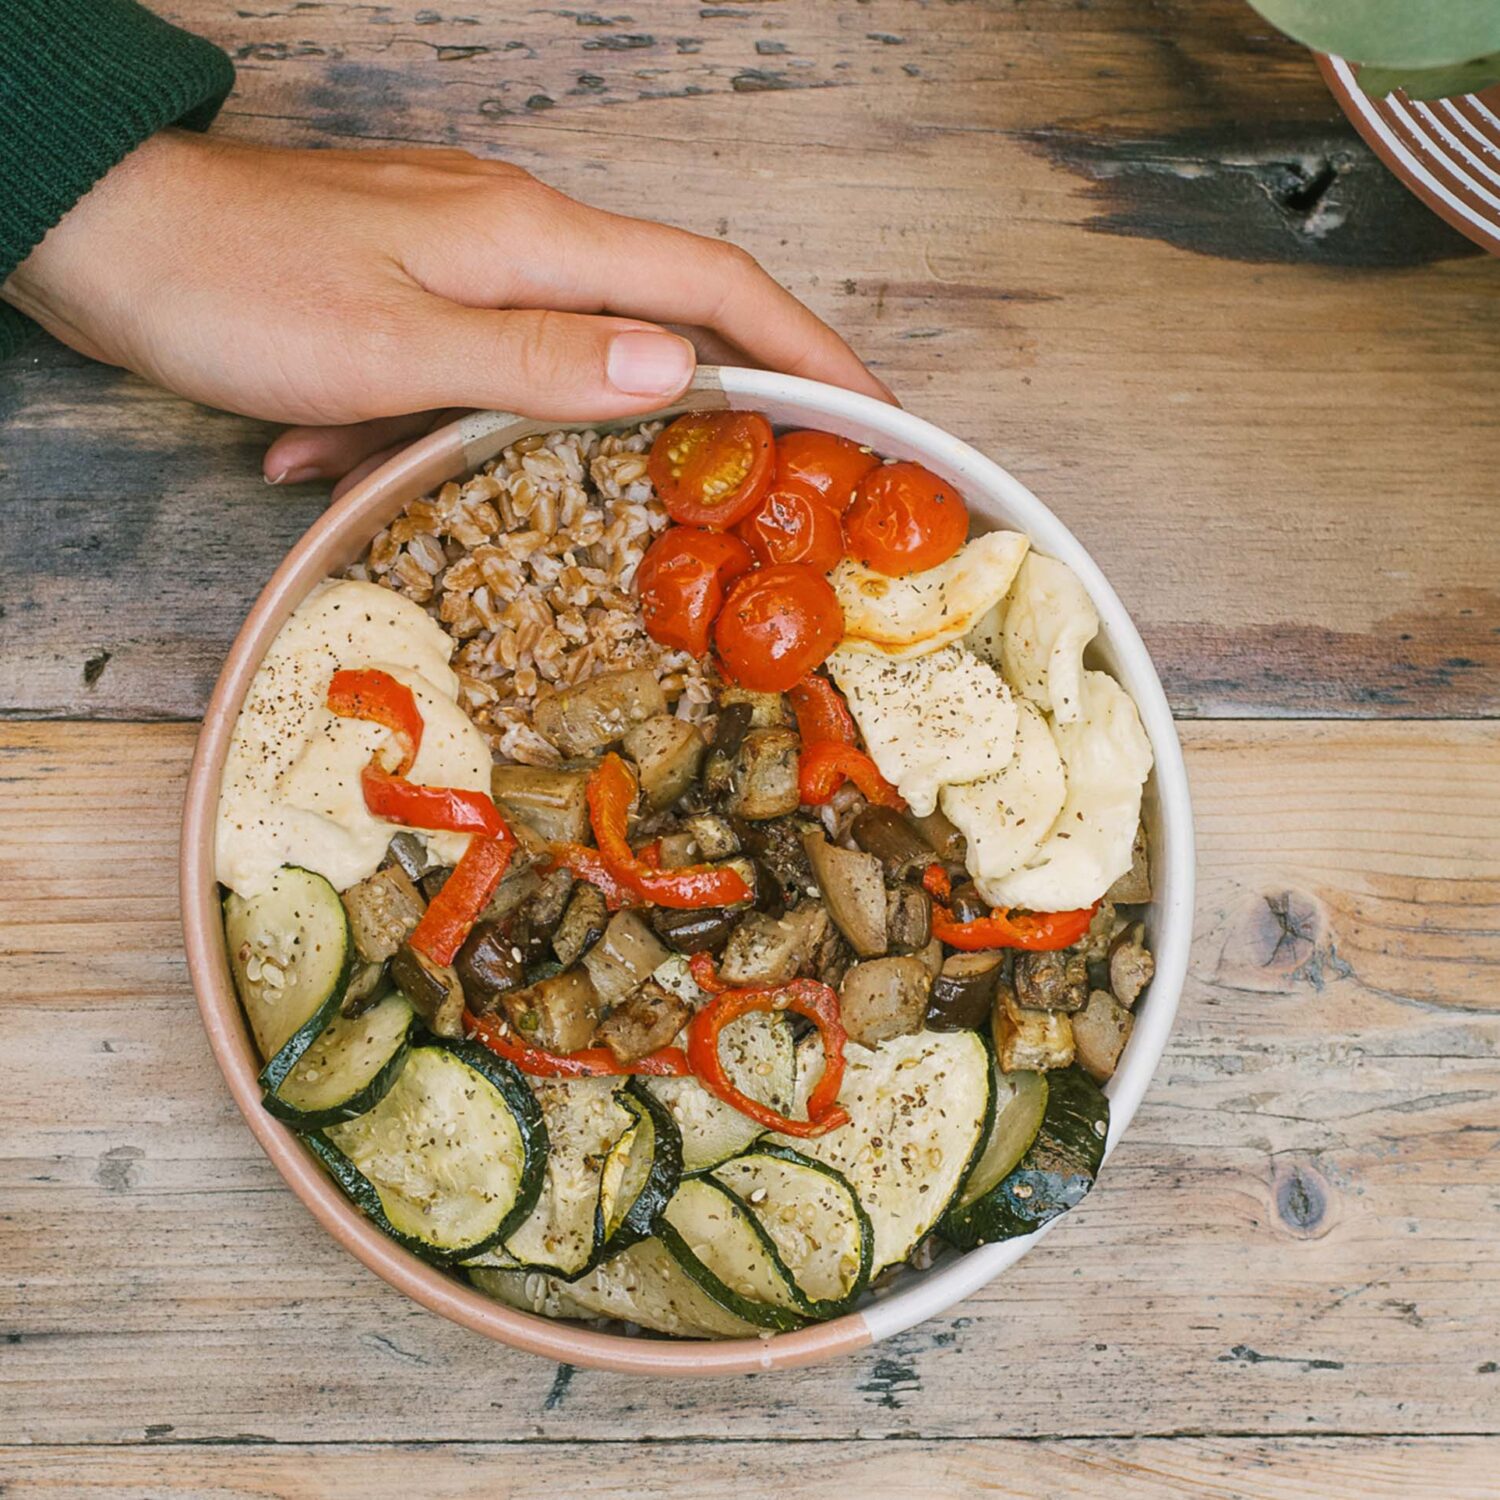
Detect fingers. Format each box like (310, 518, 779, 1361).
(535, 204, 896, 406)
(263, 411, 452, 484)
(400, 305, 698, 421)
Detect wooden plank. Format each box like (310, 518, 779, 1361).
(2, 0, 1497, 721)
(2, 720, 1497, 1444)
(4, 1437, 1499, 1500)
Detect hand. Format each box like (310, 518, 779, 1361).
(3, 130, 893, 491)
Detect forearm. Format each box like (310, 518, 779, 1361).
(0, 0, 233, 356)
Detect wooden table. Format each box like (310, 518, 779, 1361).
(3, 1, 1497, 1495)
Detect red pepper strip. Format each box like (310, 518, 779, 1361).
(787, 673, 856, 747)
(685, 967, 851, 1139)
(546, 844, 644, 911)
(465, 1009, 690, 1078)
(588, 753, 751, 909)
(688, 951, 732, 994)
(798, 740, 906, 811)
(327, 667, 423, 775)
(931, 899, 1100, 953)
(409, 830, 517, 966)
(921, 863, 952, 902)
(361, 764, 505, 838)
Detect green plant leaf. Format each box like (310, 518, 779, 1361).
(1247, 0, 1500, 69)
(1357, 51, 1500, 99)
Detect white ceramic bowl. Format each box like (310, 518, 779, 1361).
(181, 366, 1194, 1374)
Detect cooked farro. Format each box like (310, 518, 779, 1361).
(349, 421, 717, 767)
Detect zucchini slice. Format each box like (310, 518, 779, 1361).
(656, 1178, 805, 1332)
(940, 1065, 1108, 1250)
(471, 1236, 766, 1339)
(495, 1078, 635, 1278)
(645, 1010, 795, 1172)
(224, 865, 353, 1090)
(711, 1145, 873, 1318)
(771, 1029, 992, 1276)
(597, 1084, 683, 1260)
(262, 989, 415, 1131)
(312, 1040, 545, 1261)
(945, 1067, 1049, 1218)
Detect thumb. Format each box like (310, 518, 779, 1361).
(404, 304, 697, 421)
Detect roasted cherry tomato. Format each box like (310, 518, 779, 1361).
(775, 429, 879, 514)
(845, 461, 969, 576)
(733, 478, 844, 572)
(636, 526, 754, 657)
(714, 563, 844, 692)
(648, 411, 775, 529)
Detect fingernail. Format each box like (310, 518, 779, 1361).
(266, 464, 320, 486)
(607, 331, 695, 397)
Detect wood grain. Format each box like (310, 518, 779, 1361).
(2, 0, 1497, 721)
(4, 1437, 1500, 1499)
(3, 720, 1496, 1447)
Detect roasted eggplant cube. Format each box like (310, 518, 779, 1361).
(993, 979, 1075, 1072)
(839, 956, 932, 1047)
(926, 950, 1004, 1032)
(1014, 948, 1089, 1013)
(623, 715, 706, 810)
(649, 905, 738, 955)
(1108, 921, 1155, 1008)
(552, 883, 609, 968)
(851, 807, 935, 880)
(726, 727, 802, 820)
(341, 866, 427, 964)
(582, 908, 672, 1006)
(596, 979, 692, 1065)
(683, 812, 740, 862)
(718, 905, 830, 987)
(532, 668, 667, 757)
(718, 686, 793, 727)
(1074, 988, 1134, 1083)
(491, 765, 592, 845)
(499, 967, 602, 1055)
(390, 942, 466, 1039)
(454, 919, 529, 1009)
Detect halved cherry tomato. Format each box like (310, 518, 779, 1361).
(733, 478, 844, 572)
(648, 411, 775, 529)
(776, 430, 879, 514)
(714, 563, 844, 693)
(636, 526, 753, 657)
(845, 461, 969, 576)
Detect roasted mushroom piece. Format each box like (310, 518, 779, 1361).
(885, 883, 932, 955)
(1073, 988, 1134, 1082)
(1014, 947, 1089, 1014)
(596, 979, 692, 1066)
(1108, 922, 1155, 1008)
(801, 832, 887, 957)
(839, 956, 932, 1047)
(532, 668, 667, 757)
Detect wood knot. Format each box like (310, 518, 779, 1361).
(1272, 1158, 1335, 1239)
(1215, 889, 1352, 995)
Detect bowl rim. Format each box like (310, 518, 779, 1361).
(180, 365, 1195, 1375)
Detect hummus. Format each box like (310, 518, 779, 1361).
(215, 579, 492, 898)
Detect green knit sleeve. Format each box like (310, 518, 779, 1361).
(0, 0, 235, 358)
